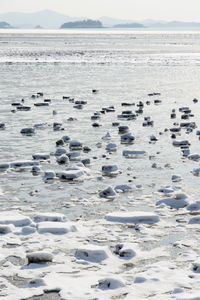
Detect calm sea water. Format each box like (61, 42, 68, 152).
(0, 29, 200, 218)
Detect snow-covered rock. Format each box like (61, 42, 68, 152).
(27, 251, 53, 264)
(156, 193, 190, 209)
(123, 150, 147, 158)
(99, 186, 117, 199)
(102, 165, 120, 176)
(75, 245, 109, 262)
(57, 163, 91, 181)
(115, 184, 133, 193)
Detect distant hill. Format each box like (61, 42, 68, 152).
(0, 10, 81, 29)
(61, 19, 103, 29)
(1, 10, 200, 29)
(114, 23, 144, 28)
(99, 16, 137, 27)
(0, 21, 12, 28)
(150, 21, 200, 28)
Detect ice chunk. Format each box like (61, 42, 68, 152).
(33, 212, 67, 223)
(0, 213, 31, 227)
(10, 160, 39, 169)
(106, 211, 159, 224)
(37, 222, 76, 234)
(156, 193, 190, 209)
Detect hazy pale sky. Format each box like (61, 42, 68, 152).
(1, 0, 200, 21)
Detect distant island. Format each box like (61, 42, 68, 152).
(60, 19, 103, 29)
(0, 21, 12, 28)
(35, 25, 43, 29)
(114, 23, 144, 28)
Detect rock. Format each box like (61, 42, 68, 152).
(189, 215, 200, 225)
(17, 106, 31, 111)
(54, 148, 67, 156)
(173, 140, 190, 147)
(188, 154, 200, 161)
(102, 165, 120, 176)
(56, 155, 69, 164)
(34, 103, 49, 107)
(43, 171, 56, 180)
(75, 245, 109, 262)
(67, 151, 81, 161)
(106, 143, 117, 151)
(98, 278, 125, 290)
(27, 251, 53, 264)
(0, 224, 13, 234)
(32, 153, 50, 161)
(157, 187, 175, 196)
(187, 201, 200, 211)
(0, 163, 9, 171)
(114, 243, 136, 258)
(99, 186, 117, 199)
(192, 168, 200, 176)
(102, 132, 111, 140)
(123, 150, 147, 158)
(0, 123, 5, 129)
(20, 128, 35, 135)
(115, 185, 133, 193)
(69, 140, 83, 150)
(118, 126, 129, 134)
(171, 174, 182, 182)
(53, 122, 63, 131)
(81, 158, 90, 166)
(31, 165, 41, 174)
(121, 133, 135, 144)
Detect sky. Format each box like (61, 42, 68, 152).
(1, 0, 200, 21)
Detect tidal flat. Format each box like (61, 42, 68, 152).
(1, 29, 200, 299)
